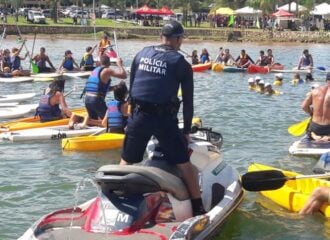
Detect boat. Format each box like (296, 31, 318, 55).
(0, 76, 34, 83)
(247, 64, 284, 74)
(0, 125, 105, 142)
(62, 133, 125, 151)
(223, 66, 247, 73)
(289, 135, 330, 156)
(192, 62, 212, 72)
(247, 163, 330, 216)
(62, 117, 204, 152)
(19, 127, 244, 240)
(0, 93, 36, 103)
(0, 108, 86, 132)
(62, 71, 91, 79)
(0, 104, 37, 119)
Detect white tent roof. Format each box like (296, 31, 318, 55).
(278, 1, 307, 12)
(310, 3, 330, 15)
(100, 4, 110, 9)
(235, 6, 262, 15)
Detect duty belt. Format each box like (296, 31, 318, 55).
(134, 101, 170, 115)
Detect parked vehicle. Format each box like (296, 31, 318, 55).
(27, 10, 46, 24)
(42, 9, 51, 18)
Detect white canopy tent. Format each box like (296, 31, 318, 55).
(278, 2, 307, 12)
(235, 6, 262, 16)
(310, 3, 330, 16)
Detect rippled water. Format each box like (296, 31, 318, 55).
(0, 38, 330, 240)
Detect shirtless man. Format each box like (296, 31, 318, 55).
(32, 47, 56, 73)
(302, 73, 330, 140)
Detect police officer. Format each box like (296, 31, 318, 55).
(84, 55, 127, 121)
(120, 20, 205, 216)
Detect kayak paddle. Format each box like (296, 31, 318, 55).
(242, 170, 330, 192)
(287, 117, 310, 136)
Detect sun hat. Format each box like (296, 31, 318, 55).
(265, 83, 271, 87)
(248, 77, 254, 83)
(255, 76, 261, 81)
(161, 20, 185, 38)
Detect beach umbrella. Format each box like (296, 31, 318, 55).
(215, 7, 234, 15)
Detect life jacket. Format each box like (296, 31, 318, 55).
(302, 55, 311, 66)
(11, 56, 21, 70)
(3, 56, 11, 69)
(273, 80, 282, 86)
(84, 67, 110, 98)
(99, 39, 111, 49)
(239, 54, 249, 66)
(107, 100, 126, 131)
(36, 94, 62, 122)
(130, 46, 183, 104)
(63, 57, 74, 70)
(80, 53, 94, 67)
(200, 54, 210, 64)
(259, 56, 269, 66)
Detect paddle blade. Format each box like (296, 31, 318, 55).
(288, 117, 310, 137)
(242, 170, 287, 192)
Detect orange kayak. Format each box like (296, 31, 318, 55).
(192, 62, 212, 72)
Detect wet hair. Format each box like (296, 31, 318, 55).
(294, 73, 300, 79)
(303, 49, 309, 54)
(12, 47, 19, 53)
(305, 73, 314, 81)
(65, 50, 72, 56)
(112, 81, 128, 102)
(40, 47, 45, 52)
(48, 79, 65, 94)
(260, 50, 264, 55)
(86, 46, 92, 52)
(100, 55, 110, 66)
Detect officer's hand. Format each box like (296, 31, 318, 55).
(185, 134, 191, 143)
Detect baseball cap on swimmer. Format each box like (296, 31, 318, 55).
(326, 72, 330, 81)
(275, 73, 283, 79)
(259, 80, 265, 85)
(265, 83, 271, 87)
(255, 76, 261, 81)
(311, 83, 319, 89)
(248, 77, 254, 83)
(161, 20, 185, 38)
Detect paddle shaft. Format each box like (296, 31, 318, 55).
(113, 31, 119, 57)
(0, 27, 6, 49)
(289, 172, 330, 181)
(179, 49, 192, 58)
(29, 32, 37, 71)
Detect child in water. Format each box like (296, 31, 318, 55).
(291, 73, 304, 85)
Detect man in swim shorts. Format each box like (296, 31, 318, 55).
(302, 72, 330, 140)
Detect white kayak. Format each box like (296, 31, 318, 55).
(0, 125, 106, 142)
(0, 93, 36, 103)
(289, 135, 330, 156)
(0, 102, 19, 107)
(0, 77, 34, 83)
(271, 69, 311, 74)
(62, 71, 91, 78)
(0, 104, 37, 119)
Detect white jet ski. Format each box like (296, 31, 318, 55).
(19, 127, 244, 240)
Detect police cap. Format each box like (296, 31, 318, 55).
(161, 20, 185, 38)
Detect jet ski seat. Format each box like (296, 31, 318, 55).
(96, 165, 190, 201)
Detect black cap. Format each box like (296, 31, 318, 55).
(327, 72, 330, 81)
(161, 20, 185, 38)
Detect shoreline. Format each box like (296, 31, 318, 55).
(2, 24, 330, 44)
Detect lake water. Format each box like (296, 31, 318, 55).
(0, 38, 330, 240)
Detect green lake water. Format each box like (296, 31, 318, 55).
(0, 38, 330, 240)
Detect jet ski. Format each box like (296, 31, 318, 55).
(19, 127, 244, 240)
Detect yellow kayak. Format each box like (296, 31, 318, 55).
(62, 133, 125, 151)
(0, 108, 86, 132)
(248, 163, 330, 216)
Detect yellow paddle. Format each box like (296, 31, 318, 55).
(288, 117, 311, 136)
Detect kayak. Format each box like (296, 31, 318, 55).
(223, 66, 247, 73)
(32, 73, 62, 79)
(0, 125, 105, 142)
(247, 64, 269, 74)
(0, 104, 37, 119)
(20, 128, 244, 240)
(192, 62, 212, 72)
(62, 133, 125, 151)
(62, 71, 91, 79)
(289, 135, 330, 156)
(0, 93, 36, 103)
(0, 102, 19, 107)
(0, 76, 34, 83)
(0, 108, 86, 132)
(62, 117, 203, 151)
(271, 69, 310, 74)
(248, 163, 330, 216)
